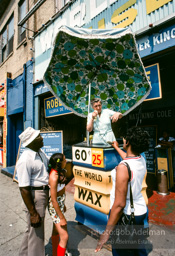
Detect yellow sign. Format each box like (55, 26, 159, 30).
(91, 148, 104, 168)
(74, 186, 111, 214)
(73, 166, 112, 193)
(146, 0, 172, 14)
(73, 166, 112, 214)
(111, 0, 137, 29)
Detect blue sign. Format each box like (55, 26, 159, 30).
(145, 63, 162, 100)
(137, 24, 175, 58)
(44, 96, 71, 117)
(14, 131, 63, 181)
(41, 131, 63, 157)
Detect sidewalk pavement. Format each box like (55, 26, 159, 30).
(0, 171, 175, 256)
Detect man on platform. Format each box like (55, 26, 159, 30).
(16, 127, 49, 256)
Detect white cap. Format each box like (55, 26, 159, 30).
(19, 127, 40, 147)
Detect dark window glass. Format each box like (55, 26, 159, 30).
(8, 16, 14, 55)
(0, 15, 14, 63)
(18, 0, 26, 43)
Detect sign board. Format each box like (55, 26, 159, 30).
(141, 126, 157, 174)
(73, 166, 112, 193)
(145, 63, 162, 101)
(137, 23, 175, 58)
(72, 146, 104, 168)
(13, 131, 63, 182)
(73, 165, 112, 214)
(44, 96, 71, 117)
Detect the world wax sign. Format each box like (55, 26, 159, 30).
(73, 166, 112, 214)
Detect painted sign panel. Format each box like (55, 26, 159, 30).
(73, 166, 112, 214)
(41, 131, 63, 157)
(74, 186, 111, 214)
(72, 146, 92, 165)
(145, 63, 162, 101)
(44, 96, 71, 117)
(72, 146, 105, 168)
(73, 166, 112, 193)
(91, 148, 104, 168)
(137, 24, 175, 58)
(13, 131, 63, 181)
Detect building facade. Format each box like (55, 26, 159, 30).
(1, 0, 175, 189)
(0, 0, 66, 167)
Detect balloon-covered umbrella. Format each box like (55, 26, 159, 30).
(43, 26, 151, 117)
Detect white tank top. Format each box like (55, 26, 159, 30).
(110, 155, 147, 216)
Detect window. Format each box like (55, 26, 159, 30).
(8, 17, 14, 55)
(18, 0, 27, 43)
(0, 15, 14, 63)
(55, 0, 70, 11)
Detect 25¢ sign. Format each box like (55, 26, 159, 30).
(92, 148, 104, 168)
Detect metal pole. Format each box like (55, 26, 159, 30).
(86, 83, 91, 146)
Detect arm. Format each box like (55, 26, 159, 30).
(49, 172, 67, 226)
(86, 118, 94, 132)
(20, 187, 41, 228)
(95, 164, 129, 252)
(112, 141, 126, 159)
(86, 111, 98, 132)
(111, 112, 123, 123)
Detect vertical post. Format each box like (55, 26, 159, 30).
(86, 83, 91, 146)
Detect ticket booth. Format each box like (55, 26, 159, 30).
(72, 142, 122, 233)
(155, 147, 174, 190)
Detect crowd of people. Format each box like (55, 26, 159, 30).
(16, 110, 150, 256)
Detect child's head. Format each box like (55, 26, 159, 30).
(48, 153, 66, 173)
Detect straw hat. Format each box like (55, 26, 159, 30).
(19, 127, 40, 147)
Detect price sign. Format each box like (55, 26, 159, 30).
(72, 146, 92, 165)
(91, 148, 104, 168)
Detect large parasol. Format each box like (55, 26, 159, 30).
(43, 26, 151, 118)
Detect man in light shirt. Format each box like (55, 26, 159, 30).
(16, 127, 49, 256)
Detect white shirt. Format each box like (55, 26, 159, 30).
(110, 155, 147, 216)
(87, 109, 116, 144)
(16, 148, 49, 187)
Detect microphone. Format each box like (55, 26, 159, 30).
(107, 141, 113, 145)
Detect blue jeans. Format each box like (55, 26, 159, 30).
(112, 213, 148, 256)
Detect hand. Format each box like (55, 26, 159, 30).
(95, 231, 110, 252)
(30, 212, 42, 228)
(112, 141, 119, 148)
(92, 110, 98, 120)
(111, 112, 123, 123)
(60, 216, 67, 227)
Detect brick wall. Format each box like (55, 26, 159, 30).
(0, 0, 56, 83)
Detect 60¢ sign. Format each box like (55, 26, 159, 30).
(72, 146, 104, 168)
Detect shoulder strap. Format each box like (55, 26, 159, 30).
(124, 162, 134, 215)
